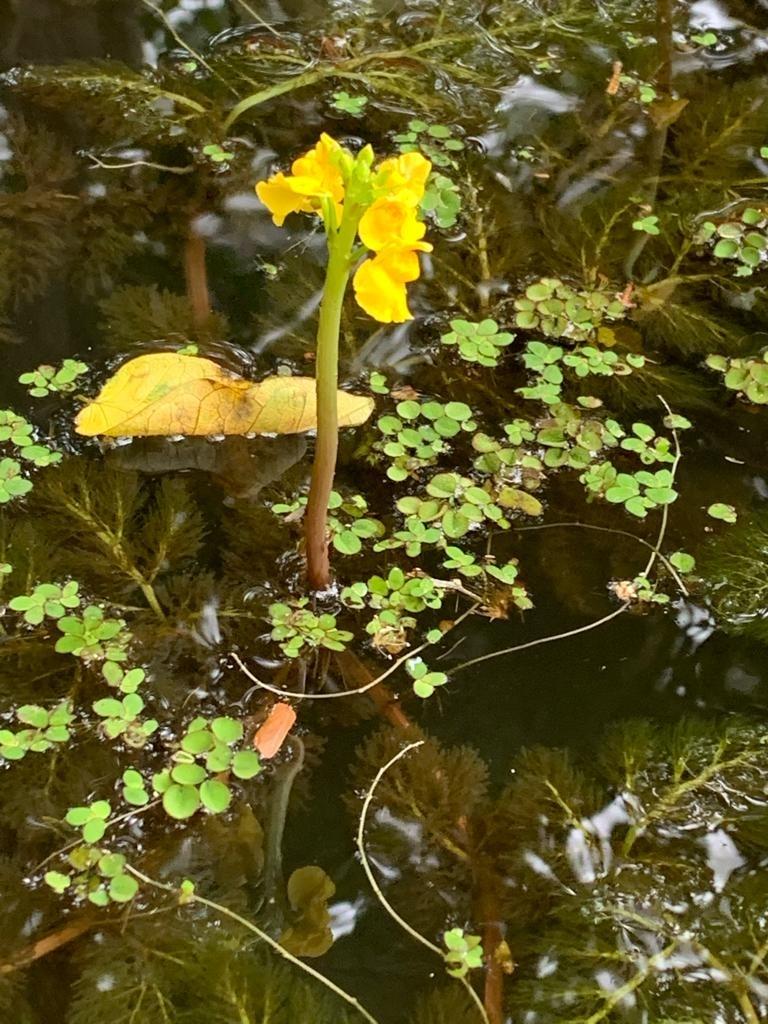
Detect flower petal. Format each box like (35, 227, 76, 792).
(353, 242, 432, 324)
(291, 134, 345, 207)
(376, 152, 432, 206)
(255, 172, 312, 226)
(354, 258, 412, 323)
(374, 246, 422, 282)
(359, 199, 430, 252)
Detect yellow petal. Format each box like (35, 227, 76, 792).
(376, 152, 432, 205)
(75, 354, 374, 437)
(288, 175, 343, 227)
(291, 134, 345, 206)
(255, 172, 312, 226)
(378, 246, 425, 282)
(353, 257, 413, 324)
(291, 133, 341, 177)
(358, 199, 430, 252)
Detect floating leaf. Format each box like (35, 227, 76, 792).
(75, 354, 374, 437)
(670, 551, 696, 573)
(211, 717, 243, 744)
(83, 819, 108, 844)
(497, 487, 543, 516)
(199, 779, 231, 814)
(231, 750, 262, 780)
(108, 874, 139, 903)
(707, 503, 737, 524)
(181, 727, 214, 755)
(44, 870, 70, 893)
(171, 763, 207, 786)
(163, 783, 201, 820)
(691, 30, 717, 46)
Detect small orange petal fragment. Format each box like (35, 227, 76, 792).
(253, 702, 297, 759)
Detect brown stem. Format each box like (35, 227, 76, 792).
(460, 819, 506, 1024)
(481, 913, 505, 1024)
(184, 228, 211, 326)
(623, 0, 674, 280)
(333, 649, 413, 730)
(0, 914, 98, 974)
(655, 0, 674, 95)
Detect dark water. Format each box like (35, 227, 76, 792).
(2, 1, 768, 1022)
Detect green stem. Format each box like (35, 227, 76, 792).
(261, 737, 305, 921)
(583, 942, 679, 1024)
(139, 581, 166, 620)
(223, 68, 333, 131)
(304, 210, 360, 590)
(221, 36, 475, 131)
(57, 492, 167, 621)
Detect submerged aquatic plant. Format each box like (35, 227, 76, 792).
(699, 510, 768, 642)
(352, 717, 768, 1023)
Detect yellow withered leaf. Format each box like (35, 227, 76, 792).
(497, 486, 543, 517)
(75, 353, 374, 437)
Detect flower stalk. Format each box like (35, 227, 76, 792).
(305, 207, 361, 588)
(255, 135, 432, 589)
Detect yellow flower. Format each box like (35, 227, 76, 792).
(358, 199, 432, 252)
(354, 157, 433, 324)
(353, 246, 427, 324)
(255, 172, 313, 227)
(255, 134, 345, 227)
(376, 152, 432, 206)
(255, 137, 432, 323)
